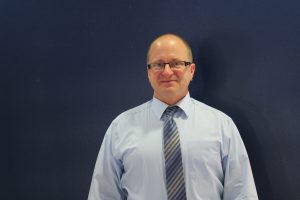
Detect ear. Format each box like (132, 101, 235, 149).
(190, 63, 196, 79)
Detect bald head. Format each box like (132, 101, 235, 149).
(146, 33, 196, 105)
(147, 34, 193, 63)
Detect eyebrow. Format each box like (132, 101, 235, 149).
(151, 58, 183, 63)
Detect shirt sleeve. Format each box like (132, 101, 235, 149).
(88, 121, 125, 200)
(222, 118, 258, 200)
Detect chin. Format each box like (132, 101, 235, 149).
(159, 88, 178, 96)
(160, 85, 177, 91)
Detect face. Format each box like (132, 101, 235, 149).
(147, 36, 195, 105)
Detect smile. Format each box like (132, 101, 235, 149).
(161, 80, 177, 83)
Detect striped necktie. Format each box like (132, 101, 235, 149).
(162, 106, 187, 200)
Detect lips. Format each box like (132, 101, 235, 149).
(160, 80, 177, 86)
(161, 80, 176, 83)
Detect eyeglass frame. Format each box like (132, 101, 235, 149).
(147, 61, 192, 71)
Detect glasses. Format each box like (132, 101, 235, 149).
(147, 61, 192, 71)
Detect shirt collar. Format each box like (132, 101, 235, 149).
(151, 93, 192, 119)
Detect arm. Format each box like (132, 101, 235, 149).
(88, 122, 125, 200)
(222, 118, 258, 200)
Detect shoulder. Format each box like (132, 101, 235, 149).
(190, 97, 232, 121)
(112, 100, 152, 125)
(190, 98, 241, 142)
(106, 100, 152, 145)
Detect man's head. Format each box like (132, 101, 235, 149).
(147, 34, 195, 105)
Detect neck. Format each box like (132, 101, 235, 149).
(154, 92, 188, 106)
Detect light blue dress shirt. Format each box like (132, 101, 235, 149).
(88, 93, 258, 200)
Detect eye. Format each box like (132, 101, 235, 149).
(151, 63, 164, 70)
(171, 61, 184, 68)
(152, 63, 163, 69)
(157, 63, 165, 68)
(174, 61, 181, 66)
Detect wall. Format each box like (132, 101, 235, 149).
(2, 0, 300, 199)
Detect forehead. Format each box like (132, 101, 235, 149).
(148, 36, 189, 62)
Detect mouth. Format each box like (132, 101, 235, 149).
(160, 80, 177, 87)
(161, 80, 176, 83)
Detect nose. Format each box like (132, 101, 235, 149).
(161, 64, 174, 76)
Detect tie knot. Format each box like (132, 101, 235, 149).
(162, 106, 179, 120)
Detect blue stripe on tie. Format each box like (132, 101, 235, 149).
(162, 106, 186, 200)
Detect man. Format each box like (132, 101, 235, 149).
(88, 34, 258, 200)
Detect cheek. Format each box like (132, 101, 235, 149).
(148, 73, 159, 86)
(187, 73, 193, 80)
(177, 71, 188, 80)
(180, 73, 193, 85)
(147, 71, 153, 80)
(149, 72, 159, 80)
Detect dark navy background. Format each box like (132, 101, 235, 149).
(1, 0, 300, 199)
